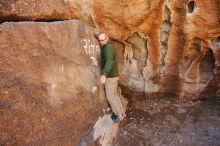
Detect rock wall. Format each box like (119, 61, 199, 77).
(0, 20, 121, 146)
(0, 0, 219, 145)
(2, 1, 219, 99)
(93, 0, 220, 99)
(0, 0, 96, 26)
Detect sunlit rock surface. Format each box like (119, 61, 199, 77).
(0, 0, 219, 145)
(0, 20, 121, 146)
(94, 0, 220, 99)
(0, 0, 96, 27)
(1, 0, 219, 99)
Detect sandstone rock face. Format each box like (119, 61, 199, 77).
(0, 0, 72, 21)
(0, 20, 120, 146)
(0, 1, 219, 145)
(0, 0, 96, 27)
(0, 0, 219, 99)
(93, 0, 220, 99)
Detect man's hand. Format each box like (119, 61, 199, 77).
(100, 75, 106, 84)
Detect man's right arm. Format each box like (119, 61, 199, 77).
(102, 46, 114, 76)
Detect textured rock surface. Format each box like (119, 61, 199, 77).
(114, 97, 220, 146)
(0, 0, 96, 27)
(0, 20, 120, 146)
(93, 0, 220, 99)
(0, 1, 219, 145)
(0, 0, 219, 99)
(0, 0, 72, 21)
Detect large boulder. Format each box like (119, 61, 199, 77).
(0, 0, 96, 26)
(0, 0, 219, 99)
(0, 20, 119, 146)
(0, 0, 72, 21)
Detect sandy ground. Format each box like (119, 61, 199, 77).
(113, 96, 220, 146)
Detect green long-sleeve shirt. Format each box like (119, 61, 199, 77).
(101, 43, 119, 78)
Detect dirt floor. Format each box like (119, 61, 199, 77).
(113, 96, 220, 146)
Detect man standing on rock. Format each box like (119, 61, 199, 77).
(97, 32, 126, 123)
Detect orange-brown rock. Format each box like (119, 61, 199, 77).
(0, 20, 111, 146)
(93, 0, 220, 99)
(0, 0, 71, 21)
(0, 0, 219, 99)
(0, 1, 219, 145)
(0, 0, 96, 26)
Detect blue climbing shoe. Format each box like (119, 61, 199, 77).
(111, 114, 120, 123)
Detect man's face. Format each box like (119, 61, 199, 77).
(98, 34, 108, 46)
